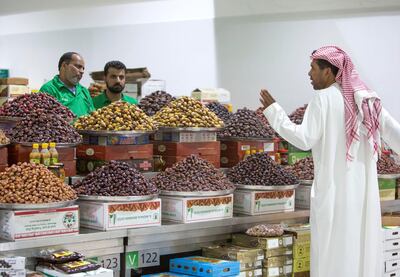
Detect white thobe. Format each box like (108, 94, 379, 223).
(263, 83, 400, 277)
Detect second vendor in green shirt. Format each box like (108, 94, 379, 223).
(93, 61, 138, 109)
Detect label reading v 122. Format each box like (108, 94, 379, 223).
(126, 249, 160, 269)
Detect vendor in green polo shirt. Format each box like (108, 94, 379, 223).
(40, 52, 95, 117)
(92, 60, 138, 109)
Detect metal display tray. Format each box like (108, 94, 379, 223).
(78, 194, 158, 202)
(77, 129, 155, 136)
(0, 116, 23, 122)
(160, 189, 235, 197)
(157, 127, 223, 132)
(0, 199, 77, 210)
(235, 184, 299, 191)
(15, 142, 81, 148)
(299, 180, 313, 185)
(218, 136, 274, 141)
(378, 174, 400, 179)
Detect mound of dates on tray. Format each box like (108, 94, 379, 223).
(151, 155, 235, 192)
(139, 90, 176, 116)
(0, 93, 75, 120)
(287, 156, 314, 180)
(289, 104, 308, 124)
(228, 152, 298, 186)
(205, 102, 232, 124)
(378, 155, 400, 174)
(72, 161, 158, 196)
(246, 224, 284, 237)
(218, 108, 274, 138)
(255, 107, 278, 137)
(74, 101, 156, 131)
(152, 96, 224, 128)
(0, 163, 77, 204)
(7, 110, 81, 143)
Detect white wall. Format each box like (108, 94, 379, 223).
(0, 0, 400, 119)
(215, 13, 400, 118)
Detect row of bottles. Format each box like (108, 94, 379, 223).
(243, 149, 264, 160)
(29, 142, 59, 166)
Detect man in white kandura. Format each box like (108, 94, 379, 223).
(260, 46, 400, 277)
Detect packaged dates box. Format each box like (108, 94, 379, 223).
(262, 265, 292, 277)
(263, 255, 293, 268)
(288, 152, 312, 165)
(293, 257, 310, 273)
(385, 259, 400, 273)
(154, 131, 217, 143)
(239, 268, 262, 277)
(379, 177, 397, 201)
(161, 195, 233, 223)
(231, 233, 293, 252)
(202, 244, 264, 266)
(0, 270, 26, 277)
(383, 227, 400, 241)
(0, 205, 79, 241)
(0, 257, 25, 270)
(233, 190, 295, 215)
(79, 199, 161, 230)
(295, 185, 311, 209)
(36, 266, 113, 277)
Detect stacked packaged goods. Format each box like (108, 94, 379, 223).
(284, 225, 311, 277)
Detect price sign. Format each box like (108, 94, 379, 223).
(89, 254, 120, 271)
(126, 249, 160, 269)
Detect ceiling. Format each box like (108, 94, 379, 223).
(0, 0, 158, 16)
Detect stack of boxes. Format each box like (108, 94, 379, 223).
(286, 143, 311, 166)
(202, 244, 264, 277)
(382, 224, 400, 277)
(0, 256, 26, 276)
(153, 131, 220, 169)
(232, 233, 294, 277)
(379, 175, 397, 201)
(285, 225, 311, 277)
(77, 134, 154, 173)
(0, 77, 30, 105)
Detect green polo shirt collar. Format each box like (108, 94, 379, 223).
(93, 90, 138, 109)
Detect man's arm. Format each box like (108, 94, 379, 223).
(380, 108, 400, 154)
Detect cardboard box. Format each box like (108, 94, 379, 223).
(293, 241, 310, 259)
(288, 152, 312, 165)
(170, 256, 240, 277)
(0, 147, 7, 164)
(82, 134, 150, 146)
(220, 140, 278, 167)
(233, 190, 295, 215)
(384, 270, 400, 277)
(77, 144, 153, 160)
(77, 158, 154, 174)
(383, 215, 400, 227)
(263, 255, 293, 268)
(295, 185, 311, 209)
(191, 88, 231, 104)
(141, 79, 166, 97)
(202, 244, 264, 265)
(383, 227, 400, 241)
(293, 257, 310, 273)
(163, 155, 220, 169)
(0, 205, 79, 241)
(384, 238, 400, 252)
(380, 178, 397, 201)
(153, 141, 220, 156)
(284, 225, 311, 243)
(231, 234, 294, 251)
(0, 257, 25, 270)
(0, 270, 26, 276)
(161, 195, 233, 223)
(287, 144, 309, 153)
(384, 249, 400, 262)
(79, 199, 161, 231)
(385, 259, 400, 273)
(262, 265, 292, 277)
(36, 266, 113, 277)
(0, 85, 30, 97)
(239, 268, 262, 277)
(143, 273, 193, 277)
(154, 131, 217, 143)
(0, 78, 28, 86)
(292, 271, 310, 277)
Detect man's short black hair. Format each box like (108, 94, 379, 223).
(104, 61, 126, 76)
(58, 52, 80, 71)
(311, 51, 339, 77)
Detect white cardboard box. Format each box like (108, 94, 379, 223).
(36, 266, 113, 277)
(384, 239, 400, 252)
(384, 227, 400, 241)
(233, 190, 295, 215)
(79, 199, 161, 230)
(0, 257, 25, 270)
(0, 205, 79, 241)
(385, 250, 400, 262)
(384, 270, 400, 277)
(295, 185, 311, 209)
(161, 194, 233, 223)
(385, 259, 400, 273)
(0, 270, 26, 276)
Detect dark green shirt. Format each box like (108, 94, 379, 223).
(92, 91, 138, 110)
(39, 75, 95, 117)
